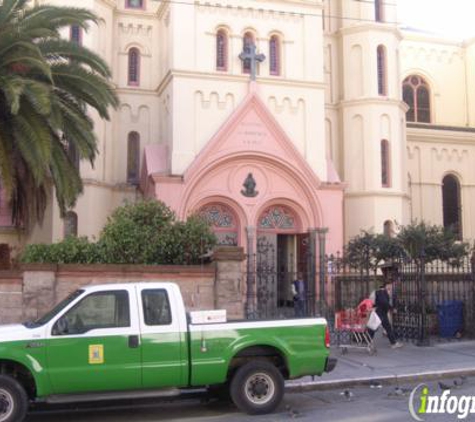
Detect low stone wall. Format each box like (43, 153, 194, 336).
(0, 247, 246, 324)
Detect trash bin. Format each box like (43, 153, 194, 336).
(437, 300, 463, 338)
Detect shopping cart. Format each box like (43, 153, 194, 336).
(334, 301, 376, 355)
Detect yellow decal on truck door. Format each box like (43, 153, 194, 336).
(89, 344, 104, 364)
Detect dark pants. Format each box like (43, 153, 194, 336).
(369, 309, 397, 345)
(294, 299, 306, 317)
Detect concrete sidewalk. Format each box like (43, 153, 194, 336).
(287, 332, 475, 391)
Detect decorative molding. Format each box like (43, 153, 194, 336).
(156, 69, 325, 96)
(118, 22, 153, 37)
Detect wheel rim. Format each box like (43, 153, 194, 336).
(244, 372, 275, 406)
(0, 388, 14, 422)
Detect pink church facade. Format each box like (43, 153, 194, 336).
(142, 85, 344, 262)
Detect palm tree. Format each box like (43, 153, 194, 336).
(0, 0, 118, 228)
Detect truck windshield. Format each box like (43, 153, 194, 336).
(24, 289, 85, 328)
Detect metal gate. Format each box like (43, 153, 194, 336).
(245, 234, 317, 320)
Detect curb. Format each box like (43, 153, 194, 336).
(285, 368, 475, 392)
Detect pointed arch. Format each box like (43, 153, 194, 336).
(128, 47, 140, 86)
(402, 75, 431, 123)
(442, 174, 462, 239)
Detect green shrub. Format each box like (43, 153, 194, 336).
(20, 200, 217, 265)
(21, 236, 102, 264)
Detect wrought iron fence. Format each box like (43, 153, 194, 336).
(244, 247, 475, 344)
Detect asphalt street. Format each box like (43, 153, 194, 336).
(26, 376, 475, 422)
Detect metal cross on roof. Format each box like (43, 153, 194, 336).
(239, 43, 266, 81)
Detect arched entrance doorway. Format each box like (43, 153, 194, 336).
(254, 205, 313, 318)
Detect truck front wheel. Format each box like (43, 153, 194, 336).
(230, 361, 284, 415)
(0, 375, 28, 422)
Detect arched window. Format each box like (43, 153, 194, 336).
(269, 35, 281, 76)
(442, 175, 462, 239)
(70, 25, 82, 44)
(64, 211, 78, 237)
(403, 75, 431, 123)
(199, 204, 239, 246)
(383, 220, 393, 237)
(375, 0, 384, 22)
(128, 48, 140, 86)
(216, 29, 228, 71)
(242, 32, 254, 74)
(377, 45, 387, 95)
(126, 0, 143, 8)
(127, 132, 140, 184)
(381, 139, 390, 187)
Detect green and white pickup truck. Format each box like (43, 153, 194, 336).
(0, 282, 336, 421)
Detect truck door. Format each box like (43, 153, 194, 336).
(46, 288, 141, 394)
(138, 287, 188, 388)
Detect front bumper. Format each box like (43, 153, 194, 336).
(324, 357, 337, 373)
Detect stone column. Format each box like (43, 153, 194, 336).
(213, 246, 246, 320)
(245, 226, 256, 318)
(316, 228, 328, 315)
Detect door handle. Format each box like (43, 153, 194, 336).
(128, 335, 140, 348)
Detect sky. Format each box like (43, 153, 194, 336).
(397, 0, 475, 40)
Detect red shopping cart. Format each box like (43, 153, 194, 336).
(334, 301, 376, 355)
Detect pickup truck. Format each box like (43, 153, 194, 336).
(0, 282, 336, 421)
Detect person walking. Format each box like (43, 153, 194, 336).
(372, 282, 403, 349)
(292, 272, 306, 317)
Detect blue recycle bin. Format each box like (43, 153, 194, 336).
(437, 300, 463, 338)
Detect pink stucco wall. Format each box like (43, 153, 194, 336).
(144, 90, 344, 253)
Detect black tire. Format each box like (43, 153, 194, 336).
(0, 375, 28, 422)
(229, 361, 284, 415)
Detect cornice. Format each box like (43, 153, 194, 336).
(345, 191, 409, 200)
(156, 69, 325, 96)
(338, 23, 403, 41)
(406, 125, 475, 145)
(339, 97, 408, 112)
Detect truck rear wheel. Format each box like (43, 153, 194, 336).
(230, 361, 284, 415)
(0, 375, 28, 422)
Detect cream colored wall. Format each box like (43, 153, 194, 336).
(406, 128, 475, 240)
(400, 35, 468, 126)
(165, 0, 327, 178)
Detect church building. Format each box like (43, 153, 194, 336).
(2, 0, 475, 276)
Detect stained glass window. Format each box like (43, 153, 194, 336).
(402, 75, 431, 123)
(126, 0, 143, 8)
(128, 48, 140, 86)
(127, 132, 140, 184)
(199, 204, 238, 246)
(258, 206, 296, 230)
(381, 139, 390, 187)
(269, 35, 280, 76)
(70, 25, 82, 44)
(216, 30, 228, 71)
(377, 45, 387, 95)
(242, 32, 254, 74)
(375, 0, 383, 22)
